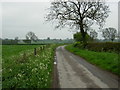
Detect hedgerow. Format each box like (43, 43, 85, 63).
(74, 42, 120, 53)
(86, 42, 120, 53)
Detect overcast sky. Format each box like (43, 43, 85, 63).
(0, 0, 119, 39)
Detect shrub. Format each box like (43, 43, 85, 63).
(73, 32, 92, 42)
(73, 42, 84, 49)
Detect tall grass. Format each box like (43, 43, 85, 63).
(65, 45, 119, 76)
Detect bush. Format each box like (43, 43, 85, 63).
(73, 32, 93, 42)
(73, 42, 84, 49)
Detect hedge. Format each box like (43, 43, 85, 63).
(74, 42, 120, 53)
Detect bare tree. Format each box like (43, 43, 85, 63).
(26, 31, 38, 41)
(46, 0, 110, 46)
(102, 27, 117, 41)
(15, 37, 19, 41)
(90, 30, 98, 40)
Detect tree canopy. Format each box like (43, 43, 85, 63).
(46, 0, 110, 45)
(26, 32, 38, 41)
(102, 27, 117, 41)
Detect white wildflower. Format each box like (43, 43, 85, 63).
(9, 69, 12, 72)
(18, 73, 22, 77)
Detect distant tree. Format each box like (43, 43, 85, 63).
(47, 37, 50, 40)
(26, 31, 38, 41)
(46, 0, 110, 47)
(14, 37, 19, 44)
(102, 27, 117, 41)
(60, 39, 62, 41)
(90, 30, 98, 40)
(15, 37, 19, 40)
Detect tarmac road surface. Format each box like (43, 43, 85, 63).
(55, 46, 119, 88)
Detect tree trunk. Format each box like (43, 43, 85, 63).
(80, 23, 87, 48)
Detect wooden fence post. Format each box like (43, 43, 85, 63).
(41, 46, 42, 50)
(23, 52, 26, 62)
(43, 46, 44, 50)
(34, 48, 37, 55)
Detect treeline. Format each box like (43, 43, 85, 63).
(2, 39, 18, 45)
(1, 38, 74, 45)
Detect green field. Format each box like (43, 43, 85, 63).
(2, 45, 41, 58)
(65, 45, 119, 76)
(2, 45, 57, 88)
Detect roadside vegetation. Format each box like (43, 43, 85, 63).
(2, 44, 58, 88)
(65, 44, 119, 76)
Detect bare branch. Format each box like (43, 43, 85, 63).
(46, 0, 110, 43)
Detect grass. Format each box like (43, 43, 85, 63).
(2, 45, 41, 58)
(2, 44, 58, 88)
(65, 44, 119, 76)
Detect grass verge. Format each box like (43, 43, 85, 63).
(65, 44, 119, 76)
(2, 44, 58, 88)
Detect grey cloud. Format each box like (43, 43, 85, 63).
(2, 2, 73, 39)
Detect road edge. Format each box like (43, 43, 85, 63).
(52, 47, 60, 88)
